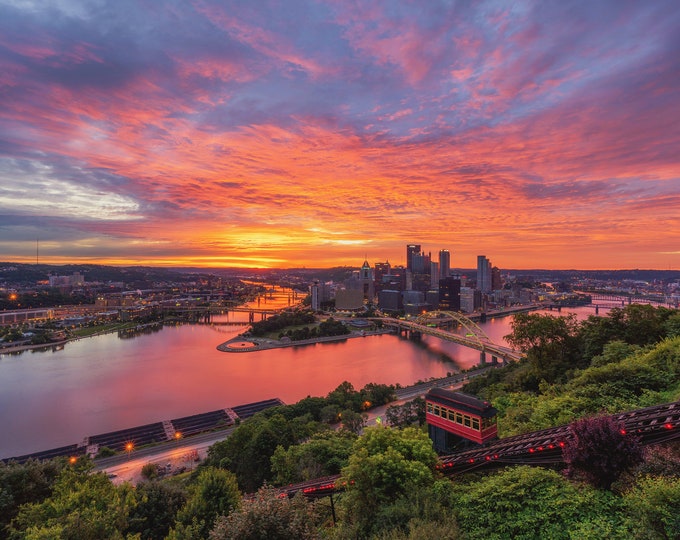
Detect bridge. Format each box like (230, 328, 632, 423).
(579, 292, 678, 308)
(379, 311, 523, 364)
(0, 308, 55, 325)
(160, 305, 289, 323)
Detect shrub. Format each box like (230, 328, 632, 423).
(562, 415, 643, 489)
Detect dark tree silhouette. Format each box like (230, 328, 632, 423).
(562, 415, 643, 489)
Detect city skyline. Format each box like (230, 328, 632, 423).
(1, 1, 679, 270)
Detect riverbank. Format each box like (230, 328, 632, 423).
(0, 339, 69, 356)
(217, 328, 394, 352)
(0, 322, 152, 356)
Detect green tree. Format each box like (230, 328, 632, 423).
(385, 398, 425, 428)
(0, 458, 66, 538)
(450, 466, 628, 540)
(205, 412, 321, 492)
(127, 481, 186, 540)
(270, 430, 356, 485)
(140, 463, 158, 481)
(338, 427, 438, 537)
(339, 409, 367, 435)
(209, 486, 322, 540)
(168, 467, 241, 540)
(590, 340, 640, 367)
(327, 381, 363, 411)
(505, 313, 582, 384)
(9, 467, 136, 540)
(623, 475, 680, 539)
(361, 383, 397, 408)
(664, 312, 680, 338)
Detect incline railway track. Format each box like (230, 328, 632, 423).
(275, 400, 680, 498)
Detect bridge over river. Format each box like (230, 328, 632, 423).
(378, 311, 523, 364)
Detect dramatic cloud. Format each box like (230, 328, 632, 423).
(0, 0, 678, 269)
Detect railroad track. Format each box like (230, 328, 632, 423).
(276, 400, 680, 497)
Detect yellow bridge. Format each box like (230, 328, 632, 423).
(379, 311, 523, 364)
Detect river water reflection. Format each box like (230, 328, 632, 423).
(0, 297, 602, 459)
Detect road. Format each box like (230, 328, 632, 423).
(93, 428, 235, 485)
(94, 368, 493, 485)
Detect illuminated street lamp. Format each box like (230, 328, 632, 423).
(69, 456, 78, 465)
(125, 441, 134, 459)
(174, 431, 182, 441)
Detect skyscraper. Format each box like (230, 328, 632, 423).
(439, 249, 450, 279)
(477, 255, 492, 293)
(439, 276, 461, 311)
(406, 244, 421, 271)
(491, 266, 502, 291)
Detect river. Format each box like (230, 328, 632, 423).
(0, 291, 605, 459)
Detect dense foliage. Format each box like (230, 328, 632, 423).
(202, 381, 394, 492)
(248, 311, 351, 341)
(562, 416, 644, 489)
(247, 311, 316, 336)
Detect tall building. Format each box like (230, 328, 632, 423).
(411, 251, 431, 274)
(439, 276, 461, 311)
(310, 280, 320, 311)
(374, 261, 391, 293)
(491, 266, 503, 291)
(406, 244, 421, 271)
(439, 249, 450, 279)
(477, 255, 492, 293)
(430, 262, 440, 289)
(346, 259, 375, 301)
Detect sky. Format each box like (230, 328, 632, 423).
(0, 1, 679, 270)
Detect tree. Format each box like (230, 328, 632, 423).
(562, 415, 643, 490)
(168, 467, 241, 540)
(449, 466, 628, 539)
(505, 313, 582, 384)
(361, 382, 396, 407)
(9, 467, 135, 540)
(204, 412, 321, 492)
(589, 340, 640, 367)
(209, 486, 322, 540)
(140, 463, 158, 481)
(664, 312, 680, 338)
(338, 427, 438, 537)
(385, 397, 425, 428)
(327, 381, 362, 411)
(127, 481, 186, 540)
(270, 430, 356, 485)
(339, 409, 367, 435)
(0, 458, 66, 536)
(623, 476, 680, 539)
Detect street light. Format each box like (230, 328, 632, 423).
(174, 431, 182, 441)
(124, 441, 134, 459)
